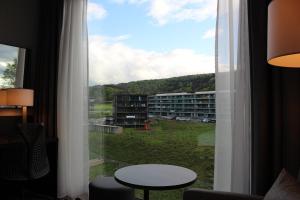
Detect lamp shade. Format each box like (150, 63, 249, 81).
(268, 0, 300, 67)
(0, 90, 7, 106)
(6, 89, 34, 106)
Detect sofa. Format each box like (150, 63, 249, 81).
(183, 188, 263, 200)
(183, 169, 300, 200)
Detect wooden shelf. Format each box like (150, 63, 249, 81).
(0, 108, 22, 116)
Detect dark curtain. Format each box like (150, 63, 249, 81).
(248, 0, 300, 195)
(24, 0, 64, 138)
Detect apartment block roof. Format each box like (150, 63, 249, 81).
(150, 91, 215, 97)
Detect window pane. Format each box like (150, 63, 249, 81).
(88, 1, 217, 199)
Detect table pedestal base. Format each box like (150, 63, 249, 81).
(144, 189, 149, 200)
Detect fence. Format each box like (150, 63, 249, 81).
(89, 124, 123, 134)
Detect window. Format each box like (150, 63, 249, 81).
(88, 1, 217, 199)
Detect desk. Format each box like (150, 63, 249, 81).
(0, 133, 28, 181)
(114, 164, 197, 200)
(0, 133, 24, 146)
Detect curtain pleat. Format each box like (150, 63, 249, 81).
(15, 48, 26, 88)
(214, 0, 251, 194)
(57, 0, 89, 198)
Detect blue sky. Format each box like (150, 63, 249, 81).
(88, 0, 217, 85)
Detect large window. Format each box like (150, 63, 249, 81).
(88, 1, 217, 199)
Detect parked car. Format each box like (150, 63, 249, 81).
(176, 117, 191, 121)
(202, 118, 209, 123)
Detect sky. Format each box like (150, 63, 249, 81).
(88, 0, 217, 85)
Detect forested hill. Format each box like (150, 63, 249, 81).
(89, 73, 215, 102)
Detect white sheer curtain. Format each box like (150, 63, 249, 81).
(214, 0, 251, 194)
(15, 48, 26, 88)
(57, 0, 89, 198)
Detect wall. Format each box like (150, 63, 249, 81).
(0, 0, 40, 48)
(0, 0, 40, 133)
(249, 0, 300, 195)
(0, 1, 60, 197)
(281, 70, 300, 176)
(0, 0, 63, 138)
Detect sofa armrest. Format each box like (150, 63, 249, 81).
(183, 188, 264, 200)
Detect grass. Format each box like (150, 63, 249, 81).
(89, 119, 215, 200)
(94, 103, 113, 112)
(89, 103, 113, 118)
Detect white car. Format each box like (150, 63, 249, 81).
(202, 118, 209, 123)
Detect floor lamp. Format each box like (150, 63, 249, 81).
(268, 0, 300, 68)
(0, 89, 7, 106)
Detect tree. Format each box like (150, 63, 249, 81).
(1, 58, 17, 88)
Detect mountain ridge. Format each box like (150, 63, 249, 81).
(89, 73, 215, 102)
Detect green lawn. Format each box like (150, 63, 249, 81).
(94, 103, 113, 112)
(89, 103, 113, 118)
(89, 119, 215, 200)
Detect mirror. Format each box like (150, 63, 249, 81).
(0, 44, 26, 89)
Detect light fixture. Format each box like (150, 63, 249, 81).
(0, 89, 7, 106)
(6, 89, 34, 124)
(268, 0, 300, 67)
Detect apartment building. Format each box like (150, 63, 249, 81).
(113, 94, 148, 127)
(148, 91, 215, 120)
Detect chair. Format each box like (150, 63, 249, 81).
(0, 123, 50, 199)
(18, 123, 50, 179)
(0, 136, 28, 181)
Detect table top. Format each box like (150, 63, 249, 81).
(114, 164, 197, 190)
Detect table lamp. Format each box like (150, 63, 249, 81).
(6, 89, 34, 124)
(268, 0, 300, 67)
(0, 89, 7, 106)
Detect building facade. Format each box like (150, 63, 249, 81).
(148, 91, 215, 120)
(113, 94, 148, 127)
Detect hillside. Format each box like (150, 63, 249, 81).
(89, 73, 215, 102)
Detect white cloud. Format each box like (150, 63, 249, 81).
(0, 62, 7, 87)
(111, 0, 217, 25)
(0, 62, 8, 70)
(89, 35, 215, 85)
(111, 0, 148, 4)
(0, 45, 18, 62)
(202, 28, 215, 39)
(0, 78, 4, 87)
(95, 34, 131, 44)
(113, 34, 131, 41)
(87, 2, 107, 21)
(0, 44, 18, 75)
(111, 0, 125, 3)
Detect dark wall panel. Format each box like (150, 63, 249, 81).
(282, 70, 300, 176)
(0, 0, 40, 134)
(0, 0, 63, 138)
(249, 0, 300, 195)
(248, 0, 273, 195)
(0, 0, 40, 49)
(0, 0, 62, 197)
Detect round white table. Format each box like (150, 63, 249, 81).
(114, 164, 197, 200)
